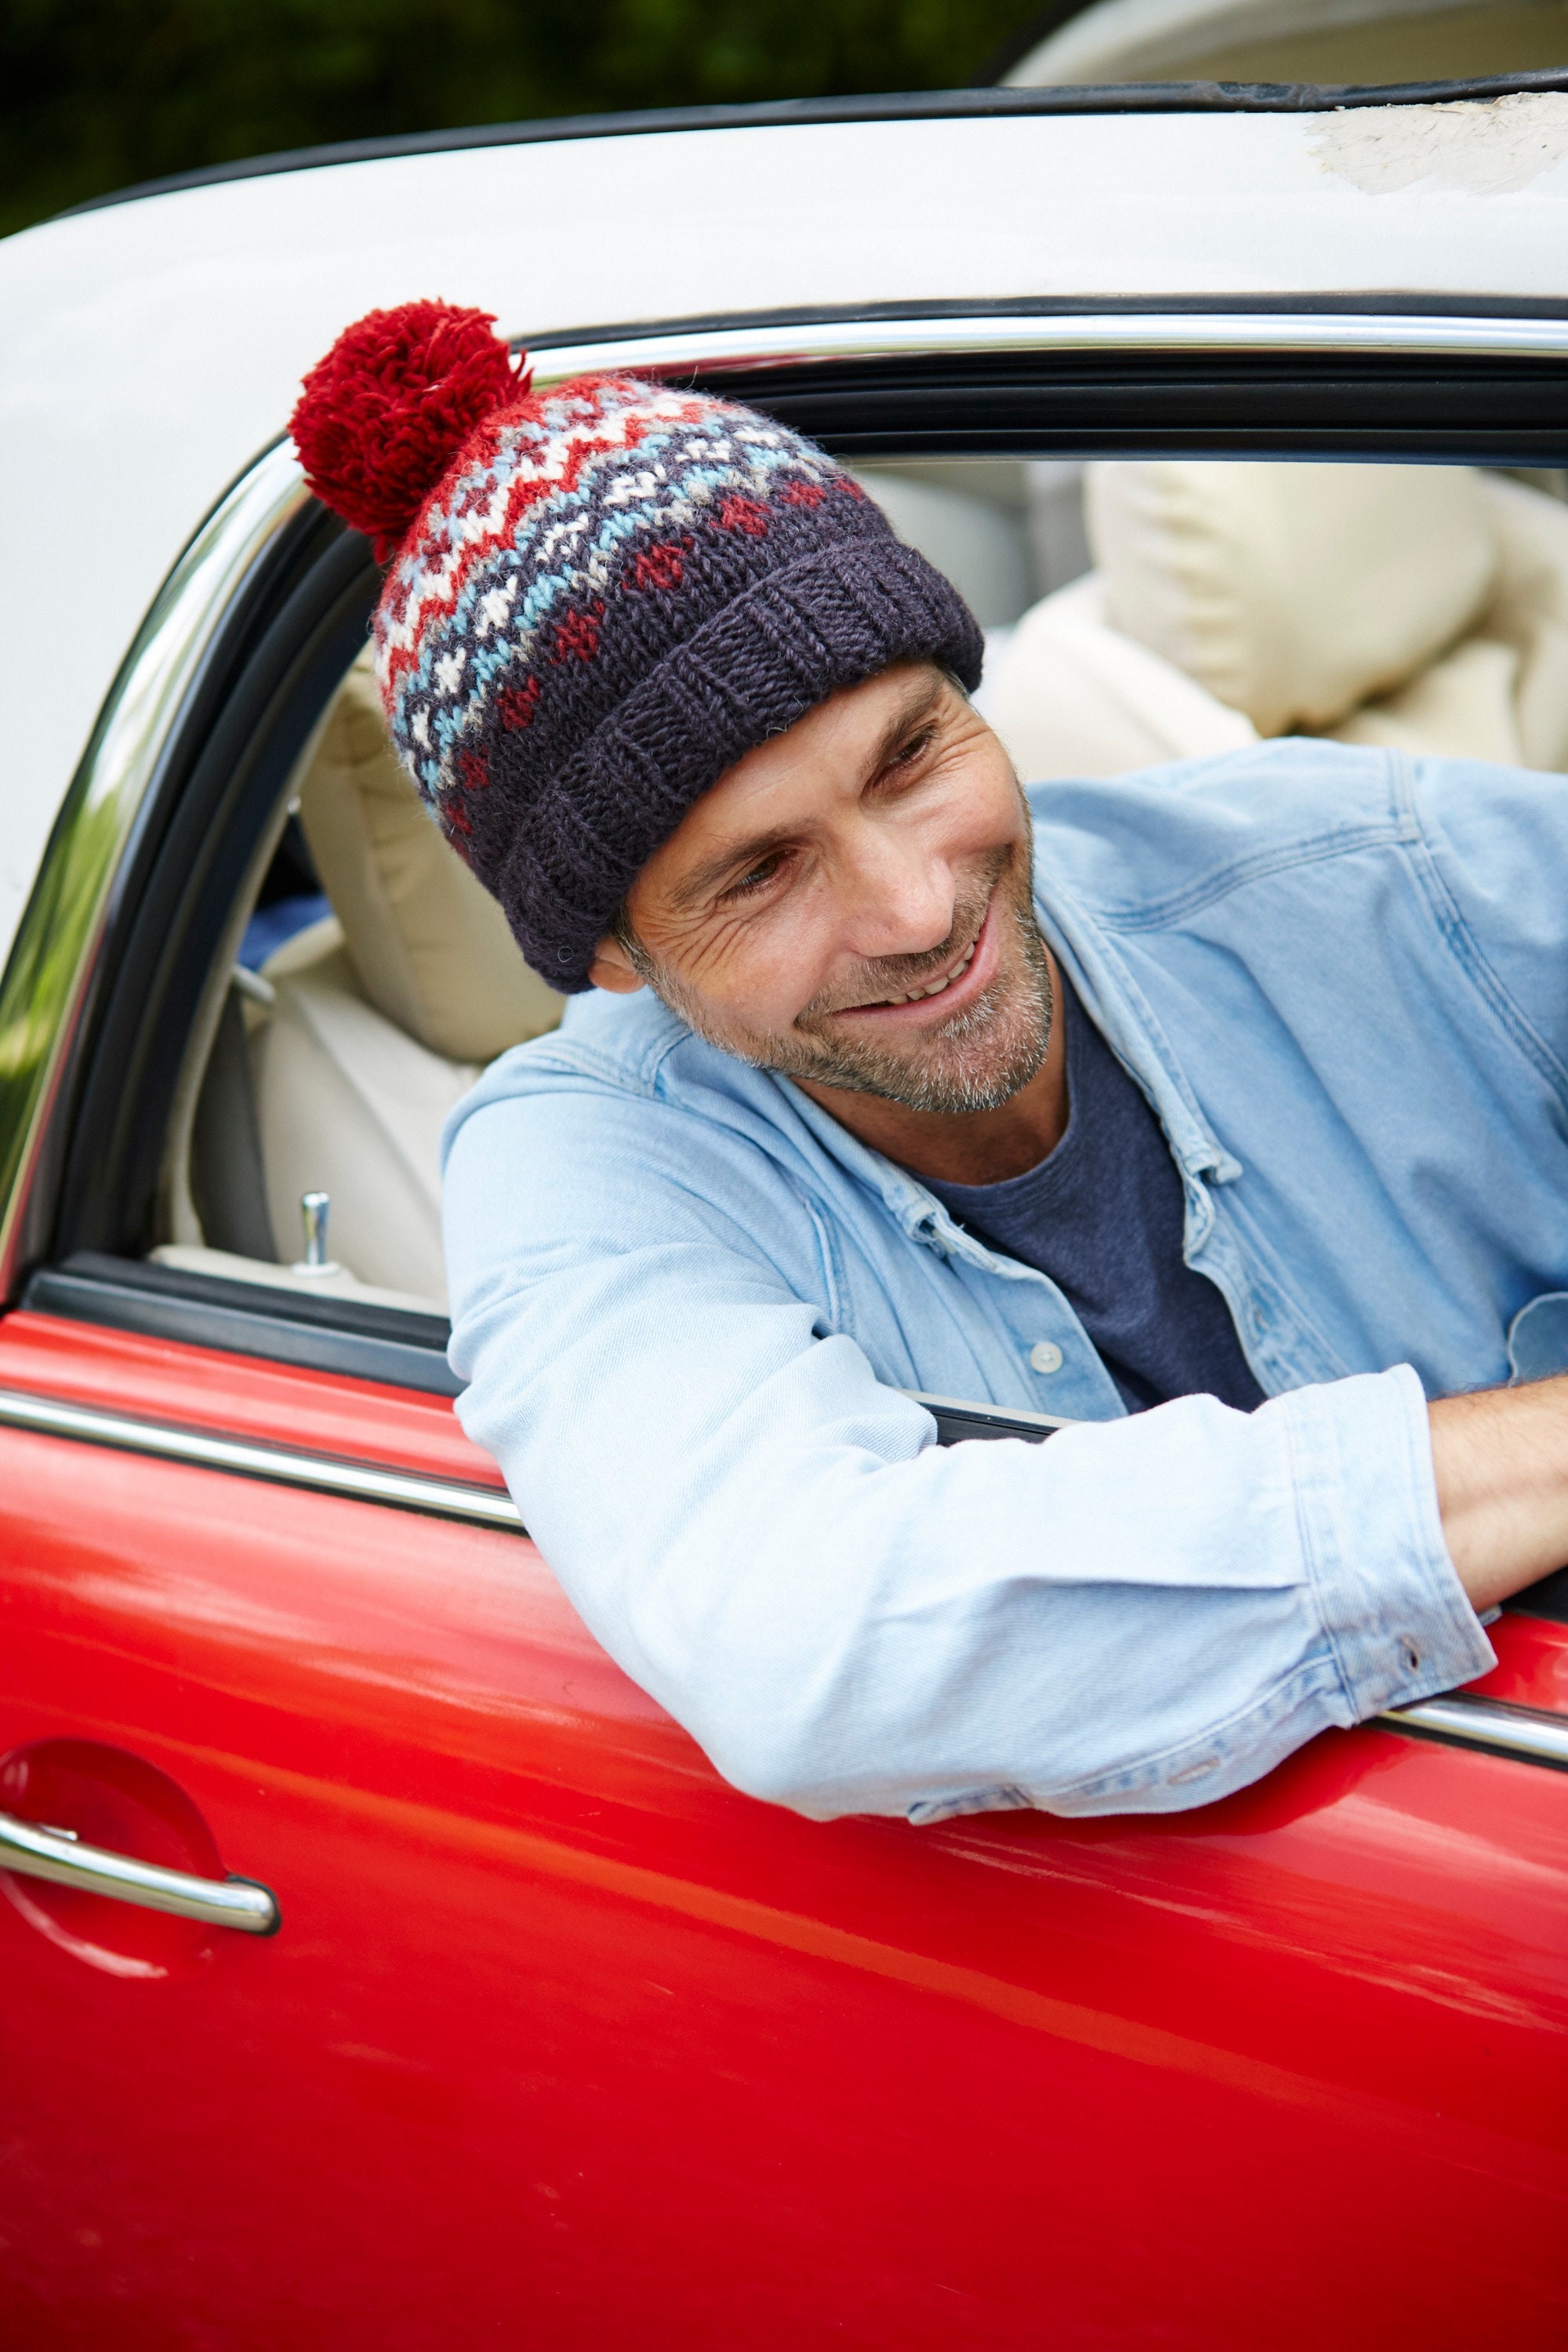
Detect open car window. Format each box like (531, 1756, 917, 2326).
(21, 295, 1568, 1422)
(154, 457, 1082, 1329)
(136, 452, 1568, 1354)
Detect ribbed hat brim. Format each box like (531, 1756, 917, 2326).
(499, 539, 984, 989)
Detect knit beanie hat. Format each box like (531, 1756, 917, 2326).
(291, 301, 983, 990)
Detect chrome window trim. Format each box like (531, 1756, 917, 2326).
(0, 1384, 523, 1532)
(0, 441, 311, 1294)
(902, 1386, 1073, 1433)
(1375, 1693, 1568, 1773)
(532, 309, 1568, 385)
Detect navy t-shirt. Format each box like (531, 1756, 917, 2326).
(924, 971, 1265, 1414)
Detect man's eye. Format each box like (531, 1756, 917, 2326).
(887, 726, 935, 771)
(726, 853, 784, 899)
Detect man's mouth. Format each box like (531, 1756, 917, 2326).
(833, 891, 999, 1021)
(855, 936, 978, 1007)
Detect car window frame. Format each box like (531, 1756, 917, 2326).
(9, 305, 1568, 1428)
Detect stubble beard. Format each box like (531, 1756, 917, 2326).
(626, 831, 1055, 1118)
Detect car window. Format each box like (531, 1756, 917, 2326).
(151, 456, 1095, 1333)
(33, 437, 1568, 1393)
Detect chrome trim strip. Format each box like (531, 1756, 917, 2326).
(533, 310, 1568, 385)
(0, 443, 310, 1294)
(0, 1809, 279, 1935)
(1377, 1693, 1568, 1772)
(0, 1385, 524, 1534)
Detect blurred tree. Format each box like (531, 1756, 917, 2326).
(0, 0, 1044, 237)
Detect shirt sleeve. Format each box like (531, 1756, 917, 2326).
(444, 1081, 1494, 1824)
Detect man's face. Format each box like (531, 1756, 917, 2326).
(590, 664, 1054, 1116)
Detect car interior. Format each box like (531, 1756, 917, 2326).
(139, 454, 1568, 1337)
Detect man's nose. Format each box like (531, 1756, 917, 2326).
(839, 826, 955, 964)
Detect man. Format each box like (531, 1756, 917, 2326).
(294, 302, 1568, 1825)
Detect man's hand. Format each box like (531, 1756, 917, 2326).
(1430, 1375, 1568, 1613)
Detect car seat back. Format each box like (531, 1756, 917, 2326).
(239, 655, 564, 1301)
(295, 650, 564, 1065)
(988, 463, 1568, 782)
(1088, 460, 1497, 737)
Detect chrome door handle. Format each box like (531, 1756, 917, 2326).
(0, 1809, 280, 1935)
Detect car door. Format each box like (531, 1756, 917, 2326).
(1, 316, 1565, 2352)
(2, 1301, 1565, 2351)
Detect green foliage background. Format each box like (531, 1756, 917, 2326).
(2, 0, 1046, 238)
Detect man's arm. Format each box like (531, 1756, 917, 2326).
(1432, 1377, 1568, 1610)
(444, 1078, 1497, 1825)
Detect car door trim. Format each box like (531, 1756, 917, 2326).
(0, 440, 314, 1299)
(0, 1381, 524, 1533)
(1374, 1693, 1568, 1773)
(24, 1251, 463, 1399)
(0, 1377, 1562, 1777)
(0, 1378, 1061, 1523)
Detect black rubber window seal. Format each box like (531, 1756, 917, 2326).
(21, 1252, 462, 1400)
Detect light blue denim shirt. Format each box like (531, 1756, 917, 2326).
(441, 739, 1568, 1823)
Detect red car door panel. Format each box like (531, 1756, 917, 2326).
(0, 1312, 1564, 2349)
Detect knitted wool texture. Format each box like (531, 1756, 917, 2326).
(367, 371, 983, 989)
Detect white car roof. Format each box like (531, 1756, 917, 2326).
(2, 93, 1567, 956)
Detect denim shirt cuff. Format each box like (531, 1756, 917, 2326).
(1277, 1361, 1496, 1720)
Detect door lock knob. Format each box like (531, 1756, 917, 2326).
(294, 1189, 341, 1277)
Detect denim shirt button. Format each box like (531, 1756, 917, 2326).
(1029, 1341, 1065, 1376)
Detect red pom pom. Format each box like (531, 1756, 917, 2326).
(290, 300, 529, 559)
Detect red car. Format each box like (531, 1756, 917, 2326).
(0, 56, 1565, 2350)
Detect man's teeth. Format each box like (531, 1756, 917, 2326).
(871, 940, 976, 1007)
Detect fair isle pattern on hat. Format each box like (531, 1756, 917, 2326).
(369, 372, 982, 989)
(377, 379, 840, 807)
(368, 374, 982, 993)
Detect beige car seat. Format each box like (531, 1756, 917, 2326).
(246, 654, 563, 1302)
(986, 463, 1568, 781)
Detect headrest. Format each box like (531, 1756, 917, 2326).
(1086, 462, 1500, 737)
(985, 574, 1258, 782)
(296, 652, 562, 1065)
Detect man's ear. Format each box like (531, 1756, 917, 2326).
(587, 932, 645, 995)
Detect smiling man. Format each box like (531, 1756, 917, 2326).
(595, 666, 1061, 1142)
(293, 306, 1568, 1822)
